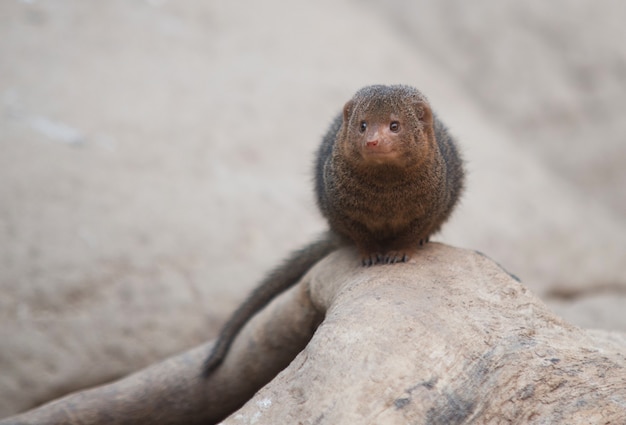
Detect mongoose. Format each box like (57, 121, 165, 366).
(202, 84, 464, 376)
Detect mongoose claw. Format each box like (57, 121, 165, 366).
(361, 252, 384, 266)
(361, 251, 410, 266)
(361, 254, 378, 267)
(383, 251, 410, 264)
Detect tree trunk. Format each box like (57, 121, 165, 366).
(3, 243, 625, 424)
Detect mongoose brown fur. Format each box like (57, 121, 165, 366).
(202, 84, 464, 377)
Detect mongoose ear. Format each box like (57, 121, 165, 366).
(413, 101, 433, 126)
(342, 99, 355, 123)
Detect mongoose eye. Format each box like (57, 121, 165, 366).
(390, 121, 400, 132)
(359, 121, 367, 133)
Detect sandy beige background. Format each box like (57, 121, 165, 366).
(1, 0, 625, 418)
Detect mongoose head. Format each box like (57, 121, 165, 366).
(339, 85, 435, 170)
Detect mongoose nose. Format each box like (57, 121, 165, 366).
(366, 139, 379, 148)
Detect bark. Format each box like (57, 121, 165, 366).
(3, 243, 625, 424)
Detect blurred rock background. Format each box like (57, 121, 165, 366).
(1, 0, 624, 417)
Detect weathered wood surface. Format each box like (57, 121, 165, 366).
(3, 244, 625, 424)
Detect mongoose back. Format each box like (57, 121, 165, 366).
(202, 84, 464, 376)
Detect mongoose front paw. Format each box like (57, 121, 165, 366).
(382, 251, 410, 264)
(361, 253, 381, 267)
(361, 251, 411, 266)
